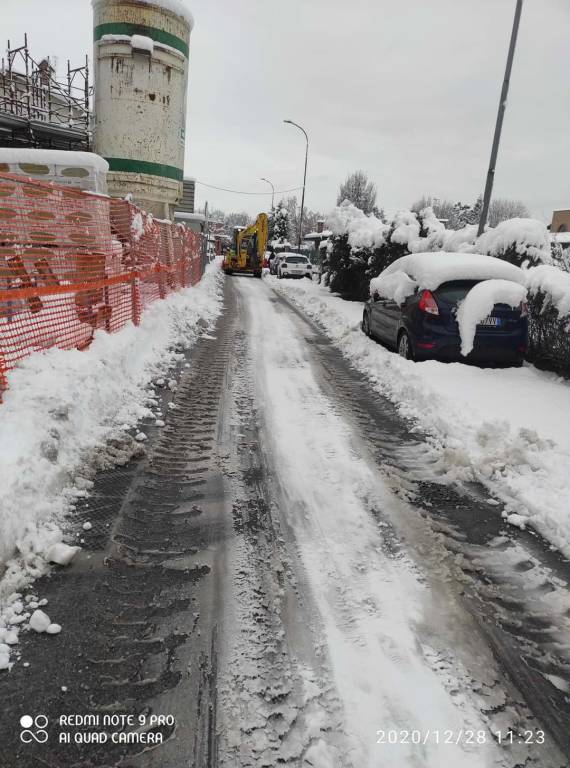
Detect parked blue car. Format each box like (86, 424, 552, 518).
(361, 253, 528, 365)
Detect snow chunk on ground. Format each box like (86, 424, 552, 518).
(506, 513, 527, 530)
(381, 252, 526, 291)
(370, 271, 417, 304)
(456, 279, 527, 356)
(46, 543, 80, 566)
(29, 610, 51, 633)
(526, 264, 570, 318)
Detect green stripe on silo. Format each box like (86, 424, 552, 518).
(94, 22, 189, 58)
(105, 158, 184, 181)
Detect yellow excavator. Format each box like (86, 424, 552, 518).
(222, 213, 268, 278)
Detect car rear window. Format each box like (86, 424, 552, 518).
(286, 256, 308, 263)
(435, 281, 480, 303)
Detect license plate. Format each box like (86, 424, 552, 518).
(479, 316, 501, 327)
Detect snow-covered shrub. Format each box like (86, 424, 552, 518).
(525, 265, 570, 375)
(473, 218, 552, 268)
(325, 202, 389, 300)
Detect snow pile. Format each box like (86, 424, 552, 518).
(420, 207, 445, 237)
(409, 219, 551, 267)
(474, 218, 552, 266)
(377, 252, 526, 291)
(411, 224, 478, 254)
(526, 265, 570, 318)
(270, 276, 570, 559)
(131, 34, 154, 53)
(0, 261, 223, 613)
(456, 280, 527, 355)
(326, 201, 387, 251)
(370, 271, 417, 305)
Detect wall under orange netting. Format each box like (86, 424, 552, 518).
(0, 172, 205, 391)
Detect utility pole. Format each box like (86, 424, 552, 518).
(478, 0, 524, 237)
(284, 120, 309, 251)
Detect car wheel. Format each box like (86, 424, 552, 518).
(362, 311, 372, 338)
(398, 331, 414, 361)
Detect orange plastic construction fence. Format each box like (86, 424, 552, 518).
(0, 172, 205, 391)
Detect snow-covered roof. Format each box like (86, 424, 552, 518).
(92, 0, 194, 28)
(374, 252, 526, 293)
(0, 148, 109, 173)
(304, 230, 332, 240)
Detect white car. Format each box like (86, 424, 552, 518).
(278, 254, 313, 280)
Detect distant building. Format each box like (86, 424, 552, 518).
(551, 210, 570, 233)
(303, 220, 332, 262)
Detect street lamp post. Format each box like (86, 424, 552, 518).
(260, 177, 275, 211)
(284, 119, 309, 251)
(477, 0, 524, 236)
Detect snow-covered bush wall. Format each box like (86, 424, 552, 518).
(525, 266, 570, 376)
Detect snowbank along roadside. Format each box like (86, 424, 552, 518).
(0, 261, 224, 669)
(269, 276, 570, 559)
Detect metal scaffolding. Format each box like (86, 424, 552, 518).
(0, 34, 91, 150)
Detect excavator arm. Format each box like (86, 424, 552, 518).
(223, 213, 268, 278)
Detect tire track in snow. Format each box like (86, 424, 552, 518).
(235, 277, 568, 768)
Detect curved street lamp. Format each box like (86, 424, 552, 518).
(260, 177, 275, 211)
(284, 119, 309, 251)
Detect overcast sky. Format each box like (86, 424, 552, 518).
(3, 0, 569, 220)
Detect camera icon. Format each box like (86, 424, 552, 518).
(20, 715, 49, 744)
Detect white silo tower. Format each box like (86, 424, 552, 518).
(92, 0, 193, 219)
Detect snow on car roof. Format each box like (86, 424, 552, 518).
(380, 252, 526, 290)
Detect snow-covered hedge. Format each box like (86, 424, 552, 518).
(322, 202, 570, 374)
(525, 265, 570, 375)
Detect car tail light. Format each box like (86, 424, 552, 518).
(418, 290, 439, 316)
(520, 300, 528, 317)
(417, 341, 436, 349)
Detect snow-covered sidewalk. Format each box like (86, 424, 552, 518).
(269, 276, 570, 558)
(0, 261, 224, 604)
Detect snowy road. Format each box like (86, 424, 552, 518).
(1, 274, 569, 767)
